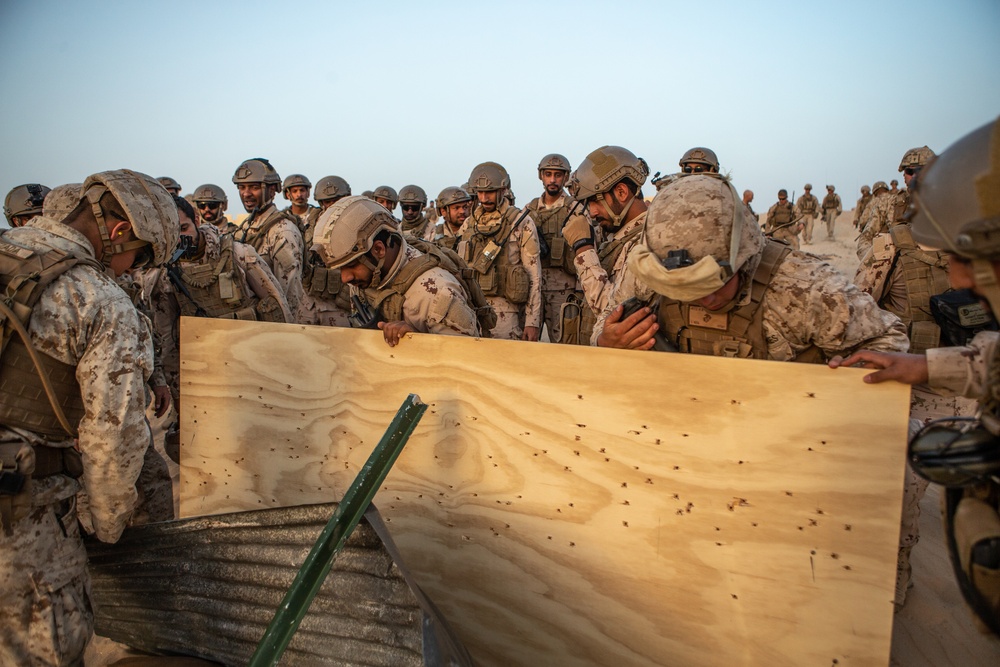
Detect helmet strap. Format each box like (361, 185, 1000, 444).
(601, 188, 637, 232)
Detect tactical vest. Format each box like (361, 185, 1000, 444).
(432, 228, 461, 253)
(0, 240, 99, 438)
(799, 195, 818, 214)
(858, 194, 873, 219)
(301, 261, 351, 310)
(367, 239, 496, 336)
(401, 215, 432, 240)
(461, 208, 532, 305)
(598, 225, 644, 277)
(526, 198, 577, 274)
(822, 193, 839, 210)
(238, 207, 303, 255)
(769, 202, 794, 227)
(886, 224, 951, 353)
(655, 241, 823, 362)
(172, 235, 284, 322)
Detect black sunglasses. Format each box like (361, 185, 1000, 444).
(401, 204, 421, 212)
(197, 202, 221, 210)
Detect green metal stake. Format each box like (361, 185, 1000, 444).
(248, 393, 428, 666)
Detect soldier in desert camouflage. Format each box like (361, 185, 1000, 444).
(561, 145, 648, 320)
(765, 189, 801, 249)
(593, 173, 908, 360)
(232, 158, 305, 315)
(853, 184, 872, 228)
(191, 183, 234, 233)
(372, 185, 399, 220)
(398, 185, 436, 241)
(282, 174, 322, 234)
(4, 184, 50, 228)
(525, 153, 595, 345)
(856, 180, 894, 260)
(314, 175, 352, 212)
(795, 184, 820, 244)
(314, 196, 484, 346)
(299, 176, 355, 328)
(459, 162, 542, 341)
(0, 170, 177, 665)
(430, 186, 472, 252)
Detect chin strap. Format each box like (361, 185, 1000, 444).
(86, 185, 147, 266)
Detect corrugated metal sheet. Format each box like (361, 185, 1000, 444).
(86, 503, 471, 666)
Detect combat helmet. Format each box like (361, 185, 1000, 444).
(314, 175, 351, 201)
(437, 186, 472, 209)
(42, 183, 83, 221)
(311, 195, 400, 278)
(192, 184, 227, 204)
(82, 169, 179, 267)
(572, 146, 649, 201)
(899, 146, 936, 173)
(372, 185, 399, 211)
(157, 177, 182, 194)
(398, 185, 428, 207)
(282, 174, 312, 195)
(538, 153, 571, 173)
(861, 185, 871, 195)
(232, 158, 282, 187)
(872, 180, 889, 194)
(679, 147, 719, 173)
(468, 162, 511, 193)
(4, 184, 51, 226)
(804, 183, 813, 190)
(628, 174, 763, 303)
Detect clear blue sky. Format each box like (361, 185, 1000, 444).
(2, 0, 998, 224)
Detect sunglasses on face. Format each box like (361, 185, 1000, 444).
(197, 202, 221, 210)
(401, 204, 421, 212)
(904, 168, 919, 177)
(682, 165, 707, 174)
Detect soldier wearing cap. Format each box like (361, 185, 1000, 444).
(525, 154, 595, 345)
(831, 118, 1000, 628)
(398, 185, 435, 241)
(0, 170, 177, 664)
(313, 196, 484, 346)
(592, 173, 907, 359)
(853, 185, 872, 228)
(232, 158, 305, 315)
(795, 184, 820, 244)
(431, 186, 472, 251)
(282, 174, 322, 235)
(191, 183, 233, 233)
(459, 162, 543, 341)
(4, 184, 51, 228)
(821, 185, 842, 240)
(314, 176, 352, 211)
(765, 189, 802, 250)
(561, 146, 649, 320)
(157, 177, 182, 197)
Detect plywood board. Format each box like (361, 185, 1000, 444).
(179, 317, 911, 667)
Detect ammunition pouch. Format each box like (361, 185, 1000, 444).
(0, 443, 82, 536)
(255, 295, 286, 323)
(502, 265, 531, 305)
(557, 292, 596, 345)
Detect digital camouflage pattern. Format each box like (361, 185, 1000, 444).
(42, 183, 83, 221)
(0, 217, 154, 665)
(235, 202, 305, 315)
(854, 190, 873, 228)
(856, 191, 896, 260)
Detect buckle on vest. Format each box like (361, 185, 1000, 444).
(716, 340, 742, 358)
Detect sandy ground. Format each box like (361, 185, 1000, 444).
(86, 211, 1000, 665)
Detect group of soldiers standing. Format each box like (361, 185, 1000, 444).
(3, 118, 1000, 663)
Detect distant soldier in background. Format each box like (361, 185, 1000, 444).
(191, 183, 233, 233)
(679, 147, 719, 174)
(856, 180, 894, 260)
(362, 189, 374, 199)
(282, 174, 322, 233)
(4, 184, 50, 227)
(795, 183, 819, 244)
(525, 153, 594, 345)
(157, 177, 182, 196)
(889, 179, 900, 196)
(562, 145, 649, 319)
(232, 158, 305, 315)
(894, 146, 934, 224)
(373, 185, 399, 219)
(765, 189, 801, 249)
(460, 162, 542, 341)
(424, 198, 439, 224)
(314, 175, 352, 211)
(431, 186, 472, 251)
(742, 189, 758, 221)
(398, 185, 435, 240)
(821, 185, 842, 240)
(853, 184, 872, 228)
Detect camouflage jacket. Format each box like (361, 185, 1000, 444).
(236, 203, 305, 315)
(795, 193, 819, 217)
(927, 331, 1000, 400)
(856, 193, 897, 260)
(573, 212, 647, 316)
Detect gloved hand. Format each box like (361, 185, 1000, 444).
(563, 215, 595, 251)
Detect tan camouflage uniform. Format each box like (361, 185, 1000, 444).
(401, 215, 437, 242)
(794, 192, 820, 243)
(366, 242, 481, 336)
(298, 207, 352, 327)
(573, 212, 647, 317)
(525, 192, 593, 344)
(235, 202, 305, 316)
(765, 200, 800, 249)
(458, 202, 542, 340)
(822, 191, 842, 240)
(0, 218, 154, 665)
(856, 192, 895, 260)
(854, 192, 873, 228)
